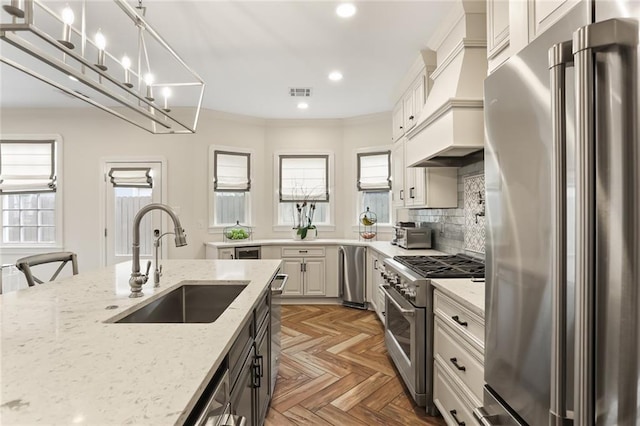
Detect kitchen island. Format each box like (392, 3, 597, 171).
(0, 259, 282, 425)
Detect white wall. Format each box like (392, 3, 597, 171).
(0, 107, 391, 270)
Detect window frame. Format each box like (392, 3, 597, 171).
(273, 151, 335, 231)
(208, 146, 253, 231)
(356, 150, 391, 192)
(354, 147, 393, 229)
(0, 134, 63, 249)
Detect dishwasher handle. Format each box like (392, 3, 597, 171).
(338, 246, 345, 297)
(271, 274, 288, 295)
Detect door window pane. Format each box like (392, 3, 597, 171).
(114, 187, 153, 256)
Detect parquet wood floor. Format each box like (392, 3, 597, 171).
(265, 305, 446, 426)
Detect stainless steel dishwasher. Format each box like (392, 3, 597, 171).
(338, 245, 367, 309)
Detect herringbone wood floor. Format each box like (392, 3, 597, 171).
(265, 305, 445, 425)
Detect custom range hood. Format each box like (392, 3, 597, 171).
(405, 0, 487, 167)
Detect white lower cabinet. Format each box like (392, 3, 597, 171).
(280, 247, 326, 297)
(433, 289, 485, 424)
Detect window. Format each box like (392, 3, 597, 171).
(357, 151, 391, 225)
(277, 154, 330, 226)
(211, 150, 251, 226)
(0, 139, 61, 246)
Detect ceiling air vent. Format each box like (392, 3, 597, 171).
(289, 87, 312, 97)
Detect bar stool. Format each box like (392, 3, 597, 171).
(15, 252, 78, 287)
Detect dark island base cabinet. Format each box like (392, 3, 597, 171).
(229, 289, 272, 426)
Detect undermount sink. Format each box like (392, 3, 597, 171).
(114, 281, 247, 324)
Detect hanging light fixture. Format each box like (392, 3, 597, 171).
(0, 0, 205, 134)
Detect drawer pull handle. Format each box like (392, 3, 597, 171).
(299, 250, 308, 253)
(450, 409, 466, 426)
(452, 315, 468, 327)
(450, 357, 466, 371)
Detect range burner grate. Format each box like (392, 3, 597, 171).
(393, 254, 485, 279)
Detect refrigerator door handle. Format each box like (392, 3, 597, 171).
(338, 246, 345, 297)
(572, 18, 638, 426)
(548, 39, 573, 426)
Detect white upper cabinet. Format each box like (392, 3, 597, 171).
(392, 101, 405, 142)
(392, 141, 406, 207)
(487, 0, 583, 74)
(486, 0, 511, 73)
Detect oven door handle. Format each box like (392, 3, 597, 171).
(381, 286, 415, 316)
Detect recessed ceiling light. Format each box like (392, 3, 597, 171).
(297, 102, 309, 110)
(328, 71, 343, 81)
(336, 3, 356, 18)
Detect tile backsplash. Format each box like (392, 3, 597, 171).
(406, 160, 485, 257)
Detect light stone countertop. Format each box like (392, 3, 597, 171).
(205, 239, 445, 259)
(0, 259, 282, 425)
(431, 278, 486, 317)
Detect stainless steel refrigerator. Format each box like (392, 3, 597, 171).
(478, 2, 639, 425)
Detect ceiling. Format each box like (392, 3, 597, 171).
(0, 1, 455, 119)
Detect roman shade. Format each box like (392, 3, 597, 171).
(357, 151, 391, 191)
(214, 151, 251, 191)
(279, 155, 329, 202)
(0, 140, 56, 194)
(108, 168, 153, 188)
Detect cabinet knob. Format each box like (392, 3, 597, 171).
(399, 126, 403, 129)
(409, 115, 414, 120)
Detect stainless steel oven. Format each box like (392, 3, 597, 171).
(382, 284, 427, 407)
(383, 254, 484, 415)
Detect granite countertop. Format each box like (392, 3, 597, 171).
(431, 278, 486, 317)
(0, 259, 282, 425)
(205, 239, 445, 259)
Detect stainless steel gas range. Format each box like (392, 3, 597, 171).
(382, 254, 484, 414)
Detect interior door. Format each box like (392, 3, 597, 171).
(104, 161, 163, 266)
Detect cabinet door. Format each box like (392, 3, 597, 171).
(230, 348, 255, 426)
(528, 0, 581, 41)
(411, 167, 426, 206)
(366, 252, 378, 307)
(392, 101, 405, 141)
(487, 0, 510, 73)
(219, 248, 234, 259)
(281, 259, 303, 296)
(392, 141, 405, 207)
(403, 91, 415, 132)
(404, 165, 417, 207)
(303, 259, 326, 296)
(410, 74, 426, 128)
(255, 322, 271, 423)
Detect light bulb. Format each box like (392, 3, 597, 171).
(162, 87, 171, 98)
(336, 3, 356, 18)
(121, 55, 131, 70)
(328, 71, 343, 81)
(61, 5, 74, 25)
(144, 73, 154, 85)
(95, 29, 106, 50)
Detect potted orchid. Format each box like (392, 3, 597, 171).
(293, 201, 317, 240)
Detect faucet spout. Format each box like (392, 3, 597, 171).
(129, 203, 187, 298)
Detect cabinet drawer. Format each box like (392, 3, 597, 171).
(282, 247, 325, 257)
(434, 363, 477, 426)
(434, 318, 484, 404)
(228, 318, 253, 390)
(434, 290, 484, 350)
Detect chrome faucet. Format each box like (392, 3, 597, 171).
(129, 203, 187, 298)
(153, 229, 175, 288)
